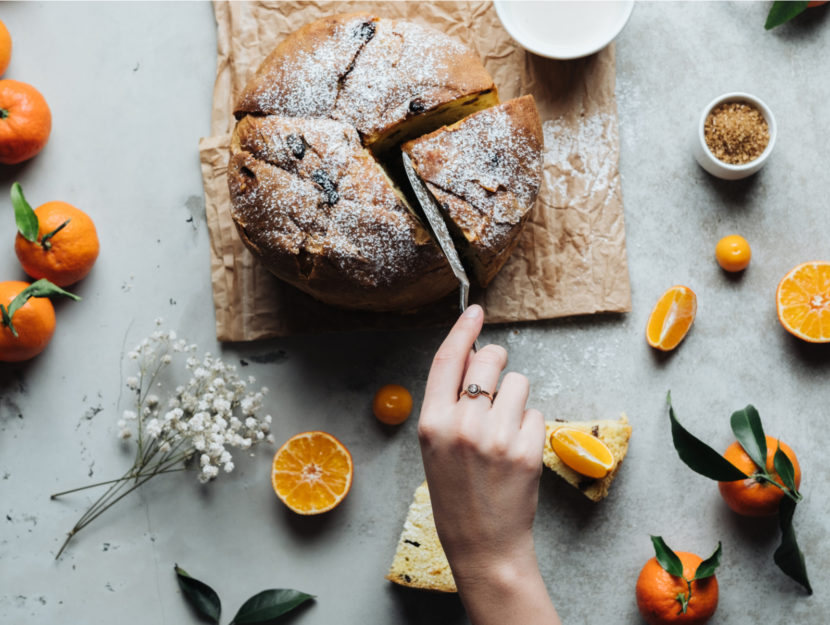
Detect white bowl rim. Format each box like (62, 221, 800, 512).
(697, 92, 777, 171)
(494, 0, 635, 60)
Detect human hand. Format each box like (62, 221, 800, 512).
(418, 304, 546, 587)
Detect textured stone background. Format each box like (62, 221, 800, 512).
(1, 2, 828, 623)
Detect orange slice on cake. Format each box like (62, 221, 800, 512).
(550, 427, 615, 479)
(271, 431, 354, 514)
(646, 285, 697, 351)
(776, 261, 830, 343)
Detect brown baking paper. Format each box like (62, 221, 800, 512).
(201, 1, 631, 341)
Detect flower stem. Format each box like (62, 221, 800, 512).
(50, 468, 186, 499)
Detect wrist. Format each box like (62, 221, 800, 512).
(450, 535, 539, 590)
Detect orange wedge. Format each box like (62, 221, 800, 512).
(271, 431, 354, 515)
(646, 285, 697, 351)
(776, 261, 830, 343)
(550, 428, 614, 479)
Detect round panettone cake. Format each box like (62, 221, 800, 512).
(228, 12, 544, 311)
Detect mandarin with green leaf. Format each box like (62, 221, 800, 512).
(636, 551, 719, 625)
(12, 184, 100, 287)
(718, 436, 801, 517)
(0, 280, 55, 362)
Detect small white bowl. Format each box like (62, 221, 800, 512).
(693, 93, 777, 180)
(494, 0, 634, 60)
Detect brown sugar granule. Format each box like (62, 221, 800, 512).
(704, 102, 770, 165)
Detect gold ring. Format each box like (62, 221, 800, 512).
(459, 383, 495, 403)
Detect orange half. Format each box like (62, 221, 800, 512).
(776, 261, 830, 343)
(550, 428, 614, 479)
(646, 285, 697, 351)
(271, 431, 354, 515)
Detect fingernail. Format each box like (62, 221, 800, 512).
(463, 304, 482, 318)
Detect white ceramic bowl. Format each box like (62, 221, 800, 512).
(693, 92, 777, 180)
(494, 0, 634, 60)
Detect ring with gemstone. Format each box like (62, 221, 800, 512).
(459, 383, 495, 403)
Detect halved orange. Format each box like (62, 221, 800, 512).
(271, 431, 353, 515)
(550, 428, 614, 479)
(776, 261, 830, 343)
(646, 285, 697, 351)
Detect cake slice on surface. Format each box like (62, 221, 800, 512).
(543, 415, 631, 502)
(386, 481, 456, 593)
(402, 96, 544, 286)
(387, 416, 631, 591)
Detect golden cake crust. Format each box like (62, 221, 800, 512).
(402, 96, 543, 286)
(228, 115, 456, 311)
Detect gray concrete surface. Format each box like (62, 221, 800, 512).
(1, 2, 829, 623)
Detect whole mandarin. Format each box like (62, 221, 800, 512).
(15, 201, 100, 286)
(635, 551, 719, 625)
(373, 384, 413, 425)
(715, 235, 751, 272)
(718, 436, 800, 517)
(0, 79, 52, 164)
(0, 280, 56, 362)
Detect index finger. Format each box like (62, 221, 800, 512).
(422, 305, 483, 413)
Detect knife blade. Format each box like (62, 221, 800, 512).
(401, 152, 479, 350)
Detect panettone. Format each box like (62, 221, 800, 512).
(402, 96, 543, 286)
(228, 13, 544, 311)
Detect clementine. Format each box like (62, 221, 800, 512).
(0, 79, 51, 164)
(0, 20, 11, 77)
(718, 436, 800, 517)
(372, 384, 413, 425)
(0, 280, 56, 362)
(776, 261, 830, 343)
(13, 192, 100, 287)
(636, 551, 719, 625)
(715, 235, 751, 272)
(271, 431, 353, 514)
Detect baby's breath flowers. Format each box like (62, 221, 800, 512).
(52, 320, 273, 558)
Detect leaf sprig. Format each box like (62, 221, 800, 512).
(174, 565, 314, 625)
(666, 393, 811, 594)
(0, 278, 80, 337)
(650, 536, 721, 614)
(11, 182, 71, 250)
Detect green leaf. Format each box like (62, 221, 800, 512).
(231, 589, 315, 624)
(765, 1, 809, 29)
(693, 541, 723, 581)
(650, 535, 684, 579)
(11, 182, 39, 242)
(730, 405, 767, 472)
(1, 279, 81, 336)
(774, 497, 812, 594)
(174, 564, 222, 624)
(667, 394, 749, 482)
(773, 444, 799, 497)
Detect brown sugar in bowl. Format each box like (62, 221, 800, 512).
(693, 92, 777, 180)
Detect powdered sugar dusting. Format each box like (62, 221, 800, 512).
(408, 101, 542, 248)
(246, 15, 375, 119)
(542, 112, 616, 208)
(333, 19, 472, 138)
(231, 116, 437, 288)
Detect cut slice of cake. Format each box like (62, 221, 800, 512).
(401, 96, 544, 287)
(386, 481, 456, 593)
(543, 415, 631, 502)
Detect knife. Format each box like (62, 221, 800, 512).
(402, 152, 479, 351)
